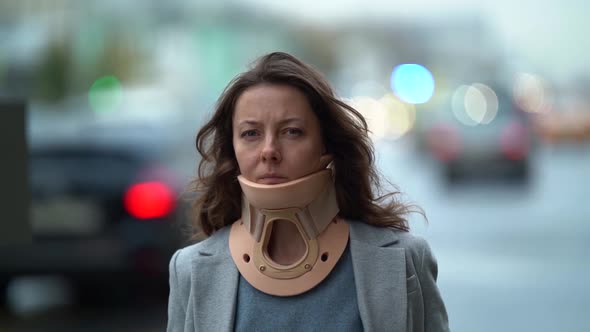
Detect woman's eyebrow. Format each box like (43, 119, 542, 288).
(238, 120, 260, 126)
(277, 118, 305, 126)
(238, 118, 304, 126)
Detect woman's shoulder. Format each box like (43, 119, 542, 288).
(393, 228, 430, 251)
(169, 225, 232, 277)
(347, 219, 432, 258)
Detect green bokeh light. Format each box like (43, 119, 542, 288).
(88, 75, 122, 113)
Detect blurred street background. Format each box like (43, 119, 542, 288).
(1, 0, 589, 331)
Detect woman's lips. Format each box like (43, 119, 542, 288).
(257, 176, 288, 185)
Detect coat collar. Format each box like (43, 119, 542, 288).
(189, 221, 407, 331)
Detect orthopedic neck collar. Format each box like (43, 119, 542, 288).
(228, 165, 349, 296)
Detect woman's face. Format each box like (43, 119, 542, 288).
(232, 84, 326, 185)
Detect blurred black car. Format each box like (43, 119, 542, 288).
(0, 127, 187, 300)
(421, 84, 532, 183)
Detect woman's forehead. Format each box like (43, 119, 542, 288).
(233, 84, 315, 123)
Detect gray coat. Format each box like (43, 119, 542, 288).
(167, 220, 450, 332)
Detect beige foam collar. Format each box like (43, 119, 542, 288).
(238, 169, 339, 242)
(230, 167, 348, 296)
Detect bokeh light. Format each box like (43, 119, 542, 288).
(465, 83, 498, 125)
(380, 93, 416, 139)
(464, 85, 488, 124)
(348, 96, 388, 140)
(451, 85, 478, 126)
(473, 83, 499, 124)
(452, 83, 498, 126)
(88, 75, 123, 113)
(124, 181, 175, 220)
(390, 64, 435, 104)
(347, 93, 415, 141)
(513, 72, 552, 113)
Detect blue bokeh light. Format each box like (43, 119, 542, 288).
(390, 64, 435, 104)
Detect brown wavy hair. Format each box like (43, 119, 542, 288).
(189, 51, 421, 239)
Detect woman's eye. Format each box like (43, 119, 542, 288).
(285, 128, 303, 136)
(240, 130, 259, 138)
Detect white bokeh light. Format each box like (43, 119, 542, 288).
(451, 85, 478, 126)
(464, 85, 488, 124)
(451, 83, 499, 126)
(347, 94, 416, 141)
(513, 72, 552, 113)
(380, 93, 416, 139)
(472, 83, 499, 124)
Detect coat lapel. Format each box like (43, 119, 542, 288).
(349, 221, 407, 332)
(190, 228, 239, 332)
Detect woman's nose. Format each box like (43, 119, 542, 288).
(261, 138, 281, 163)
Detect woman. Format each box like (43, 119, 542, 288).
(168, 52, 449, 331)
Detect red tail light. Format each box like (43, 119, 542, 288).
(500, 121, 529, 161)
(124, 181, 176, 219)
(427, 124, 461, 162)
